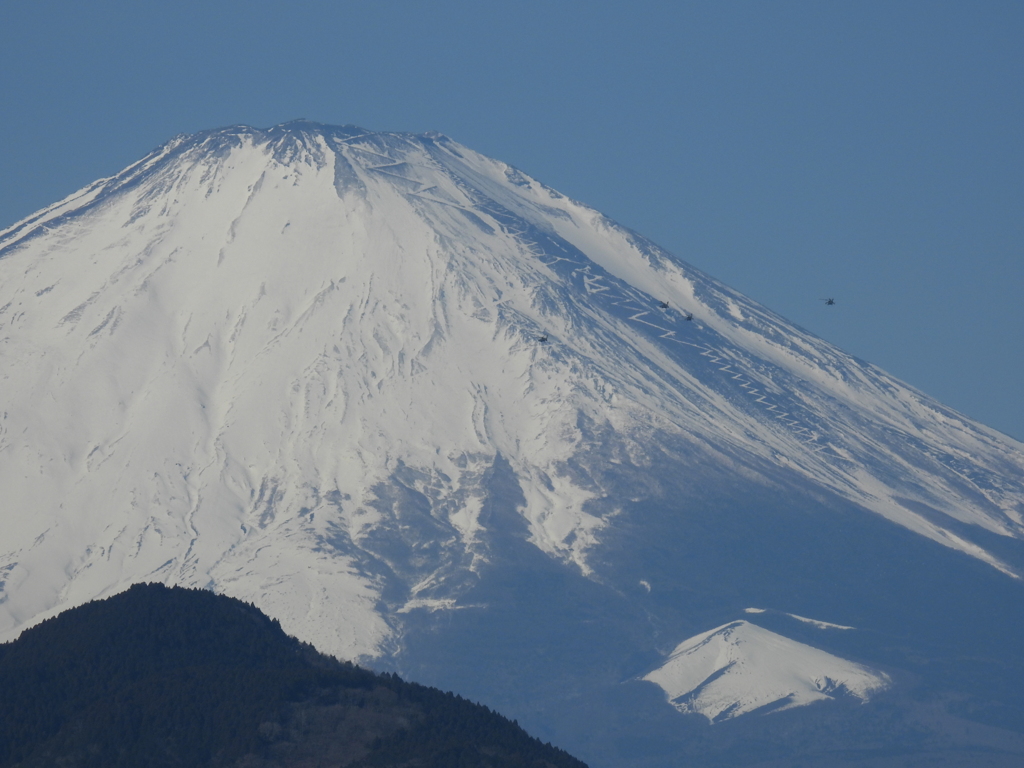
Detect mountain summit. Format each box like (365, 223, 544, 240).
(2, 122, 1024, 766)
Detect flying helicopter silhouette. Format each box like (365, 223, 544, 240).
(658, 301, 669, 309)
(537, 334, 549, 343)
(820, 298, 836, 306)
(683, 312, 693, 321)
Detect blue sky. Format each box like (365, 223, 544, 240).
(2, 1, 1021, 439)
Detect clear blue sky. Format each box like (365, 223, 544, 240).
(2, 1, 1021, 440)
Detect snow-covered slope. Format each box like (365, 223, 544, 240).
(2, 121, 1024, 766)
(643, 620, 890, 722)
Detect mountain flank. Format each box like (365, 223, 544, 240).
(0, 583, 586, 768)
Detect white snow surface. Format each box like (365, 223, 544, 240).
(1, 121, 1023, 658)
(744, 607, 855, 630)
(643, 620, 891, 722)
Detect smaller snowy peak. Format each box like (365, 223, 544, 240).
(643, 621, 890, 722)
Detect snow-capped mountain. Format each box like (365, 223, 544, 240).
(2, 121, 1024, 767)
(643, 620, 891, 722)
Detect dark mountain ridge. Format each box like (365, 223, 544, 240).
(0, 583, 586, 768)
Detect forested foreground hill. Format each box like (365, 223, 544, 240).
(0, 584, 586, 768)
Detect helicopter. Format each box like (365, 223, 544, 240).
(820, 298, 836, 306)
(683, 312, 693, 321)
(659, 301, 669, 309)
(537, 334, 549, 343)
